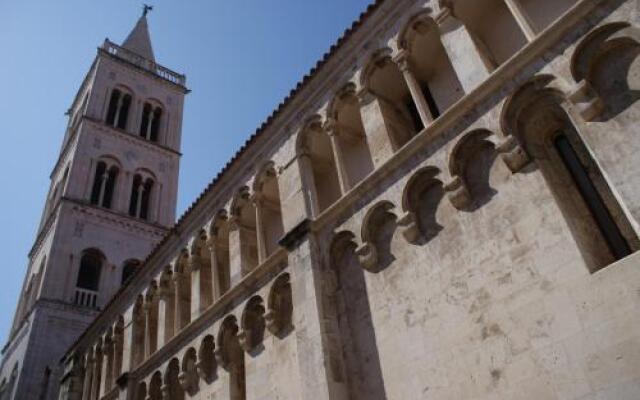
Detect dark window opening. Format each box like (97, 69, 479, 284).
(554, 134, 631, 260)
(422, 83, 440, 120)
(116, 94, 132, 130)
(139, 103, 152, 138)
(405, 97, 424, 132)
(140, 179, 154, 220)
(150, 108, 162, 142)
(90, 162, 107, 205)
(102, 166, 118, 209)
(129, 175, 142, 217)
(106, 89, 121, 126)
(121, 260, 140, 285)
(76, 250, 103, 291)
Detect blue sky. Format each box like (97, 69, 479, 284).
(0, 0, 372, 342)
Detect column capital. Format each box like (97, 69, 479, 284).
(356, 87, 376, 105)
(392, 49, 412, 72)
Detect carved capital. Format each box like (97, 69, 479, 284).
(497, 136, 530, 173)
(568, 80, 605, 121)
(264, 310, 280, 335)
(356, 87, 376, 105)
(397, 211, 422, 244)
(237, 330, 252, 352)
(355, 242, 378, 271)
(444, 176, 471, 210)
(392, 49, 411, 72)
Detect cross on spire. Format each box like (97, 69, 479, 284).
(143, 4, 153, 17)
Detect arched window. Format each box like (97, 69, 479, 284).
(139, 102, 163, 142)
(105, 88, 132, 130)
(90, 161, 119, 209)
(121, 259, 141, 285)
(76, 249, 104, 292)
(129, 174, 154, 220)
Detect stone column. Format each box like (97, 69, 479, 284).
(436, 7, 490, 92)
(190, 255, 203, 321)
(207, 239, 222, 301)
(227, 218, 244, 286)
(173, 273, 188, 332)
(324, 119, 351, 194)
(298, 152, 321, 218)
(101, 339, 113, 395)
(112, 331, 123, 387)
(503, 0, 536, 41)
(119, 309, 135, 376)
(157, 283, 174, 347)
(393, 50, 433, 127)
(253, 194, 268, 264)
(117, 172, 132, 214)
(98, 172, 109, 206)
(144, 301, 155, 359)
(89, 348, 102, 400)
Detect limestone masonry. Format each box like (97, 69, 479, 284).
(2, 0, 640, 399)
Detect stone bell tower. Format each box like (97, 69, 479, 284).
(0, 9, 187, 400)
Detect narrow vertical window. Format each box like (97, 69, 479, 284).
(149, 108, 162, 142)
(76, 250, 103, 292)
(554, 134, 631, 260)
(102, 166, 118, 209)
(139, 103, 152, 138)
(129, 175, 142, 217)
(140, 179, 154, 220)
(90, 162, 107, 205)
(121, 260, 140, 285)
(422, 83, 440, 119)
(106, 89, 121, 126)
(116, 94, 132, 130)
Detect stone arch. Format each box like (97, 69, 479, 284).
(296, 114, 342, 215)
(216, 316, 245, 400)
(147, 371, 162, 400)
(106, 85, 133, 130)
(328, 232, 387, 399)
(398, 10, 463, 115)
(129, 169, 156, 221)
(230, 186, 259, 276)
(447, 129, 502, 210)
(75, 248, 105, 307)
(253, 162, 285, 260)
(197, 334, 217, 383)
(265, 273, 293, 337)
(135, 381, 146, 400)
(501, 75, 638, 271)
(326, 82, 374, 189)
(210, 210, 231, 299)
(239, 296, 266, 353)
(361, 48, 419, 147)
(398, 166, 445, 243)
(90, 156, 120, 209)
(571, 22, 640, 121)
(180, 348, 198, 395)
(139, 97, 165, 143)
(190, 228, 213, 312)
(163, 358, 184, 400)
(356, 201, 398, 272)
(158, 267, 175, 344)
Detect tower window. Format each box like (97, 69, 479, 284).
(121, 259, 141, 286)
(554, 134, 631, 260)
(90, 161, 119, 209)
(139, 102, 162, 142)
(105, 88, 132, 130)
(76, 249, 104, 292)
(129, 174, 154, 220)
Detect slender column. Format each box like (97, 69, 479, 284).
(135, 183, 144, 218)
(324, 119, 351, 194)
(172, 273, 188, 332)
(100, 341, 112, 396)
(81, 356, 93, 400)
(90, 349, 102, 400)
(298, 152, 320, 218)
(98, 172, 109, 207)
(157, 285, 174, 347)
(503, 0, 536, 41)
(119, 309, 135, 376)
(253, 195, 268, 264)
(145, 110, 155, 140)
(436, 7, 491, 91)
(143, 299, 158, 359)
(393, 50, 433, 127)
(112, 96, 124, 128)
(111, 331, 123, 387)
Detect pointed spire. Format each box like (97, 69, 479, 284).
(122, 6, 155, 62)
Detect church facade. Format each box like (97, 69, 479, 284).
(5, 0, 640, 399)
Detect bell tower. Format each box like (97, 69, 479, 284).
(0, 10, 187, 400)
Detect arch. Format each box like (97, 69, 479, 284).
(197, 334, 217, 383)
(210, 210, 231, 299)
(135, 381, 147, 400)
(148, 371, 162, 400)
(399, 166, 445, 243)
(266, 273, 293, 336)
(571, 22, 640, 120)
(501, 75, 638, 271)
(230, 187, 259, 275)
(180, 348, 198, 395)
(297, 115, 342, 215)
(139, 99, 164, 143)
(174, 249, 192, 330)
(90, 158, 120, 209)
(240, 296, 266, 352)
(398, 11, 463, 112)
(361, 48, 419, 147)
(253, 162, 285, 259)
(216, 316, 245, 400)
(129, 173, 155, 221)
(106, 86, 133, 130)
(326, 83, 375, 189)
(328, 232, 387, 399)
(357, 201, 398, 272)
(190, 229, 213, 312)
(158, 268, 175, 344)
(76, 248, 104, 296)
(163, 358, 184, 400)
(121, 259, 141, 285)
(448, 0, 527, 70)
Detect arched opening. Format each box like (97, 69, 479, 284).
(402, 167, 446, 243)
(144, 283, 159, 358)
(266, 273, 293, 336)
(75, 248, 104, 308)
(90, 162, 119, 209)
(129, 174, 154, 221)
(181, 348, 198, 395)
(365, 54, 419, 146)
(139, 102, 163, 142)
(135, 382, 147, 400)
(175, 251, 192, 331)
(452, 0, 528, 69)
(401, 15, 464, 111)
(298, 118, 342, 215)
(503, 78, 638, 271)
(254, 164, 285, 260)
(210, 212, 231, 299)
(198, 335, 217, 383)
(165, 358, 185, 400)
(240, 296, 265, 352)
(106, 88, 132, 130)
(192, 230, 213, 313)
(329, 85, 375, 189)
(121, 259, 141, 285)
(231, 189, 258, 277)
(217, 317, 245, 400)
(148, 371, 162, 400)
(132, 296, 146, 367)
(359, 202, 398, 272)
(158, 269, 175, 345)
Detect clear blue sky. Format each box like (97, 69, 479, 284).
(0, 1, 372, 342)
